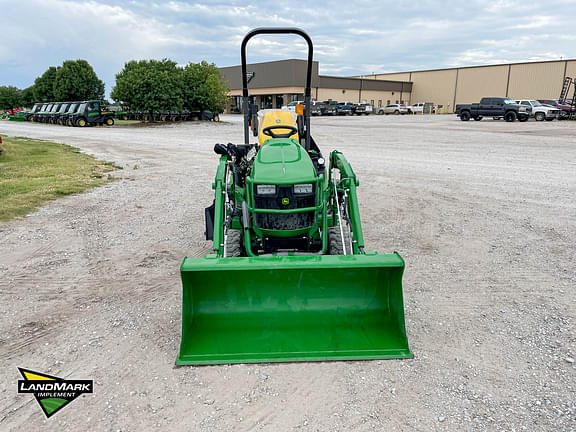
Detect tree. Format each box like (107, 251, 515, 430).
(53, 60, 105, 101)
(111, 59, 183, 116)
(182, 61, 228, 112)
(0, 86, 22, 110)
(33, 66, 58, 102)
(21, 86, 36, 107)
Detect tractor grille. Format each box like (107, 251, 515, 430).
(254, 185, 315, 230)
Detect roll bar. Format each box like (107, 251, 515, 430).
(240, 28, 313, 150)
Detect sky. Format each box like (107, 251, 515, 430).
(1, 0, 575, 97)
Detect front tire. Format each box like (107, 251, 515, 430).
(534, 112, 545, 121)
(328, 226, 351, 255)
(105, 118, 114, 126)
(224, 230, 243, 257)
(394, 110, 400, 115)
(473, 116, 483, 121)
(504, 111, 517, 122)
(77, 118, 87, 127)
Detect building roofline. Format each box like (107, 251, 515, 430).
(319, 74, 410, 85)
(219, 58, 312, 71)
(363, 58, 576, 77)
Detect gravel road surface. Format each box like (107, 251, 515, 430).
(0, 115, 574, 431)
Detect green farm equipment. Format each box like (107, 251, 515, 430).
(71, 100, 115, 126)
(177, 28, 412, 365)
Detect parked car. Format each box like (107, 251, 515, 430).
(455, 97, 530, 122)
(516, 100, 560, 121)
(310, 101, 324, 116)
(354, 103, 373, 115)
(410, 102, 424, 113)
(335, 103, 354, 115)
(537, 99, 572, 119)
(281, 100, 304, 112)
(383, 104, 409, 115)
(321, 100, 339, 115)
(409, 102, 437, 114)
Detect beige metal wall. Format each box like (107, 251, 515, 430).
(315, 88, 408, 105)
(361, 90, 408, 106)
(316, 88, 355, 101)
(374, 59, 576, 112)
(565, 60, 576, 80)
(456, 65, 508, 104)
(507, 61, 565, 100)
(410, 69, 457, 111)
(372, 72, 411, 81)
(228, 86, 304, 96)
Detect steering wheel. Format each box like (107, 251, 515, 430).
(262, 125, 298, 138)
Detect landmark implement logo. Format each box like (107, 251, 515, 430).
(17, 368, 93, 418)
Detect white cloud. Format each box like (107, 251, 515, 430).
(1, 0, 575, 95)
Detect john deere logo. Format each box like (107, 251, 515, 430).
(17, 368, 93, 418)
(282, 197, 290, 205)
(276, 119, 282, 123)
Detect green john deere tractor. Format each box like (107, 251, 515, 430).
(178, 28, 412, 365)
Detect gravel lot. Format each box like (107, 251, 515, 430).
(0, 115, 574, 431)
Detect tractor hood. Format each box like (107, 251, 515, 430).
(251, 139, 317, 184)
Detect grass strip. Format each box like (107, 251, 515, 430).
(0, 135, 120, 222)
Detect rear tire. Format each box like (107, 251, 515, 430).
(77, 118, 87, 127)
(473, 116, 483, 121)
(224, 230, 243, 257)
(504, 111, 517, 122)
(394, 110, 400, 115)
(460, 111, 471, 121)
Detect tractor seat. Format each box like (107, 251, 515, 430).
(258, 110, 299, 146)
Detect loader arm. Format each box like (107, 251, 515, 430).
(330, 150, 365, 254)
(211, 155, 227, 255)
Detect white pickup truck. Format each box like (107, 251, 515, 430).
(281, 100, 304, 113)
(516, 100, 561, 121)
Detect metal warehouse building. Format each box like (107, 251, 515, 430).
(363, 58, 576, 113)
(221, 58, 576, 113)
(219, 59, 412, 112)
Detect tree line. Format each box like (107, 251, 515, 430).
(0, 59, 228, 113)
(0, 60, 104, 110)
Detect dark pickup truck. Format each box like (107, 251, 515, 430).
(455, 97, 530, 122)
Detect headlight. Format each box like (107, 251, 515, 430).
(256, 184, 276, 195)
(294, 183, 313, 194)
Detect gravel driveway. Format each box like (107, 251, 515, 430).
(0, 115, 574, 431)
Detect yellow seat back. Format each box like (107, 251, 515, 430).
(258, 110, 299, 146)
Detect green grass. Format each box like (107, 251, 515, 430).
(0, 135, 119, 222)
(114, 119, 142, 125)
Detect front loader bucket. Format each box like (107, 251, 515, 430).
(177, 253, 412, 365)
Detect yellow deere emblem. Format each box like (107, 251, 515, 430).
(276, 119, 281, 123)
(282, 198, 290, 205)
